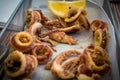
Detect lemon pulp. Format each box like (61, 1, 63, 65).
(47, 0, 86, 17)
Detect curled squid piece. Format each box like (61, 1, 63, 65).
(4, 50, 38, 78)
(64, 8, 81, 23)
(27, 22, 58, 46)
(64, 8, 90, 30)
(51, 50, 81, 79)
(27, 22, 42, 44)
(91, 46, 110, 75)
(27, 22, 42, 36)
(31, 44, 54, 64)
(76, 50, 100, 80)
(91, 20, 108, 32)
(49, 31, 78, 45)
(26, 9, 41, 27)
(26, 9, 48, 27)
(79, 14, 90, 30)
(76, 46, 110, 80)
(10, 32, 33, 52)
(57, 23, 82, 33)
(94, 29, 109, 49)
(84, 46, 110, 76)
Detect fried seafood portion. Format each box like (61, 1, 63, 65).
(91, 20, 108, 32)
(63, 8, 90, 30)
(26, 22, 58, 46)
(43, 18, 82, 33)
(56, 23, 82, 33)
(26, 9, 48, 27)
(37, 38, 58, 46)
(84, 46, 110, 75)
(50, 45, 110, 80)
(43, 8, 90, 33)
(39, 24, 82, 38)
(76, 46, 110, 80)
(51, 50, 81, 79)
(10, 32, 33, 52)
(94, 29, 109, 49)
(64, 8, 81, 23)
(4, 50, 38, 78)
(49, 31, 78, 45)
(27, 22, 42, 36)
(78, 13, 90, 30)
(43, 19, 62, 30)
(31, 44, 54, 64)
(26, 9, 41, 27)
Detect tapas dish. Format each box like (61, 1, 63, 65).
(3, 1, 113, 80)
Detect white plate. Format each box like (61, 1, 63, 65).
(31, 1, 120, 80)
(3, 0, 120, 80)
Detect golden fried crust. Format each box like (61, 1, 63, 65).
(27, 22, 42, 36)
(49, 31, 78, 45)
(10, 32, 33, 52)
(51, 50, 81, 79)
(26, 9, 48, 27)
(64, 8, 81, 23)
(31, 44, 54, 64)
(4, 50, 26, 78)
(26, 9, 41, 27)
(94, 29, 109, 49)
(83, 46, 110, 75)
(77, 74, 100, 80)
(76, 46, 110, 80)
(91, 20, 108, 32)
(4, 50, 38, 78)
(56, 24, 82, 33)
(79, 14, 90, 29)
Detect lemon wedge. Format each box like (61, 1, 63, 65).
(47, 0, 86, 18)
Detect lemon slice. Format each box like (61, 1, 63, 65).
(47, 0, 86, 18)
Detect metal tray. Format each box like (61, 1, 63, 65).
(0, 0, 120, 80)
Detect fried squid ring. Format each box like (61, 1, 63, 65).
(64, 8, 81, 23)
(4, 50, 38, 78)
(31, 44, 54, 64)
(91, 46, 110, 75)
(51, 50, 81, 79)
(76, 51, 100, 80)
(94, 29, 109, 49)
(26, 9, 41, 27)
(10, 32, 33, 52)
(84, 46, 110, 76)
(91, 20, 108, 32)
(58, 17, 80, 28)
